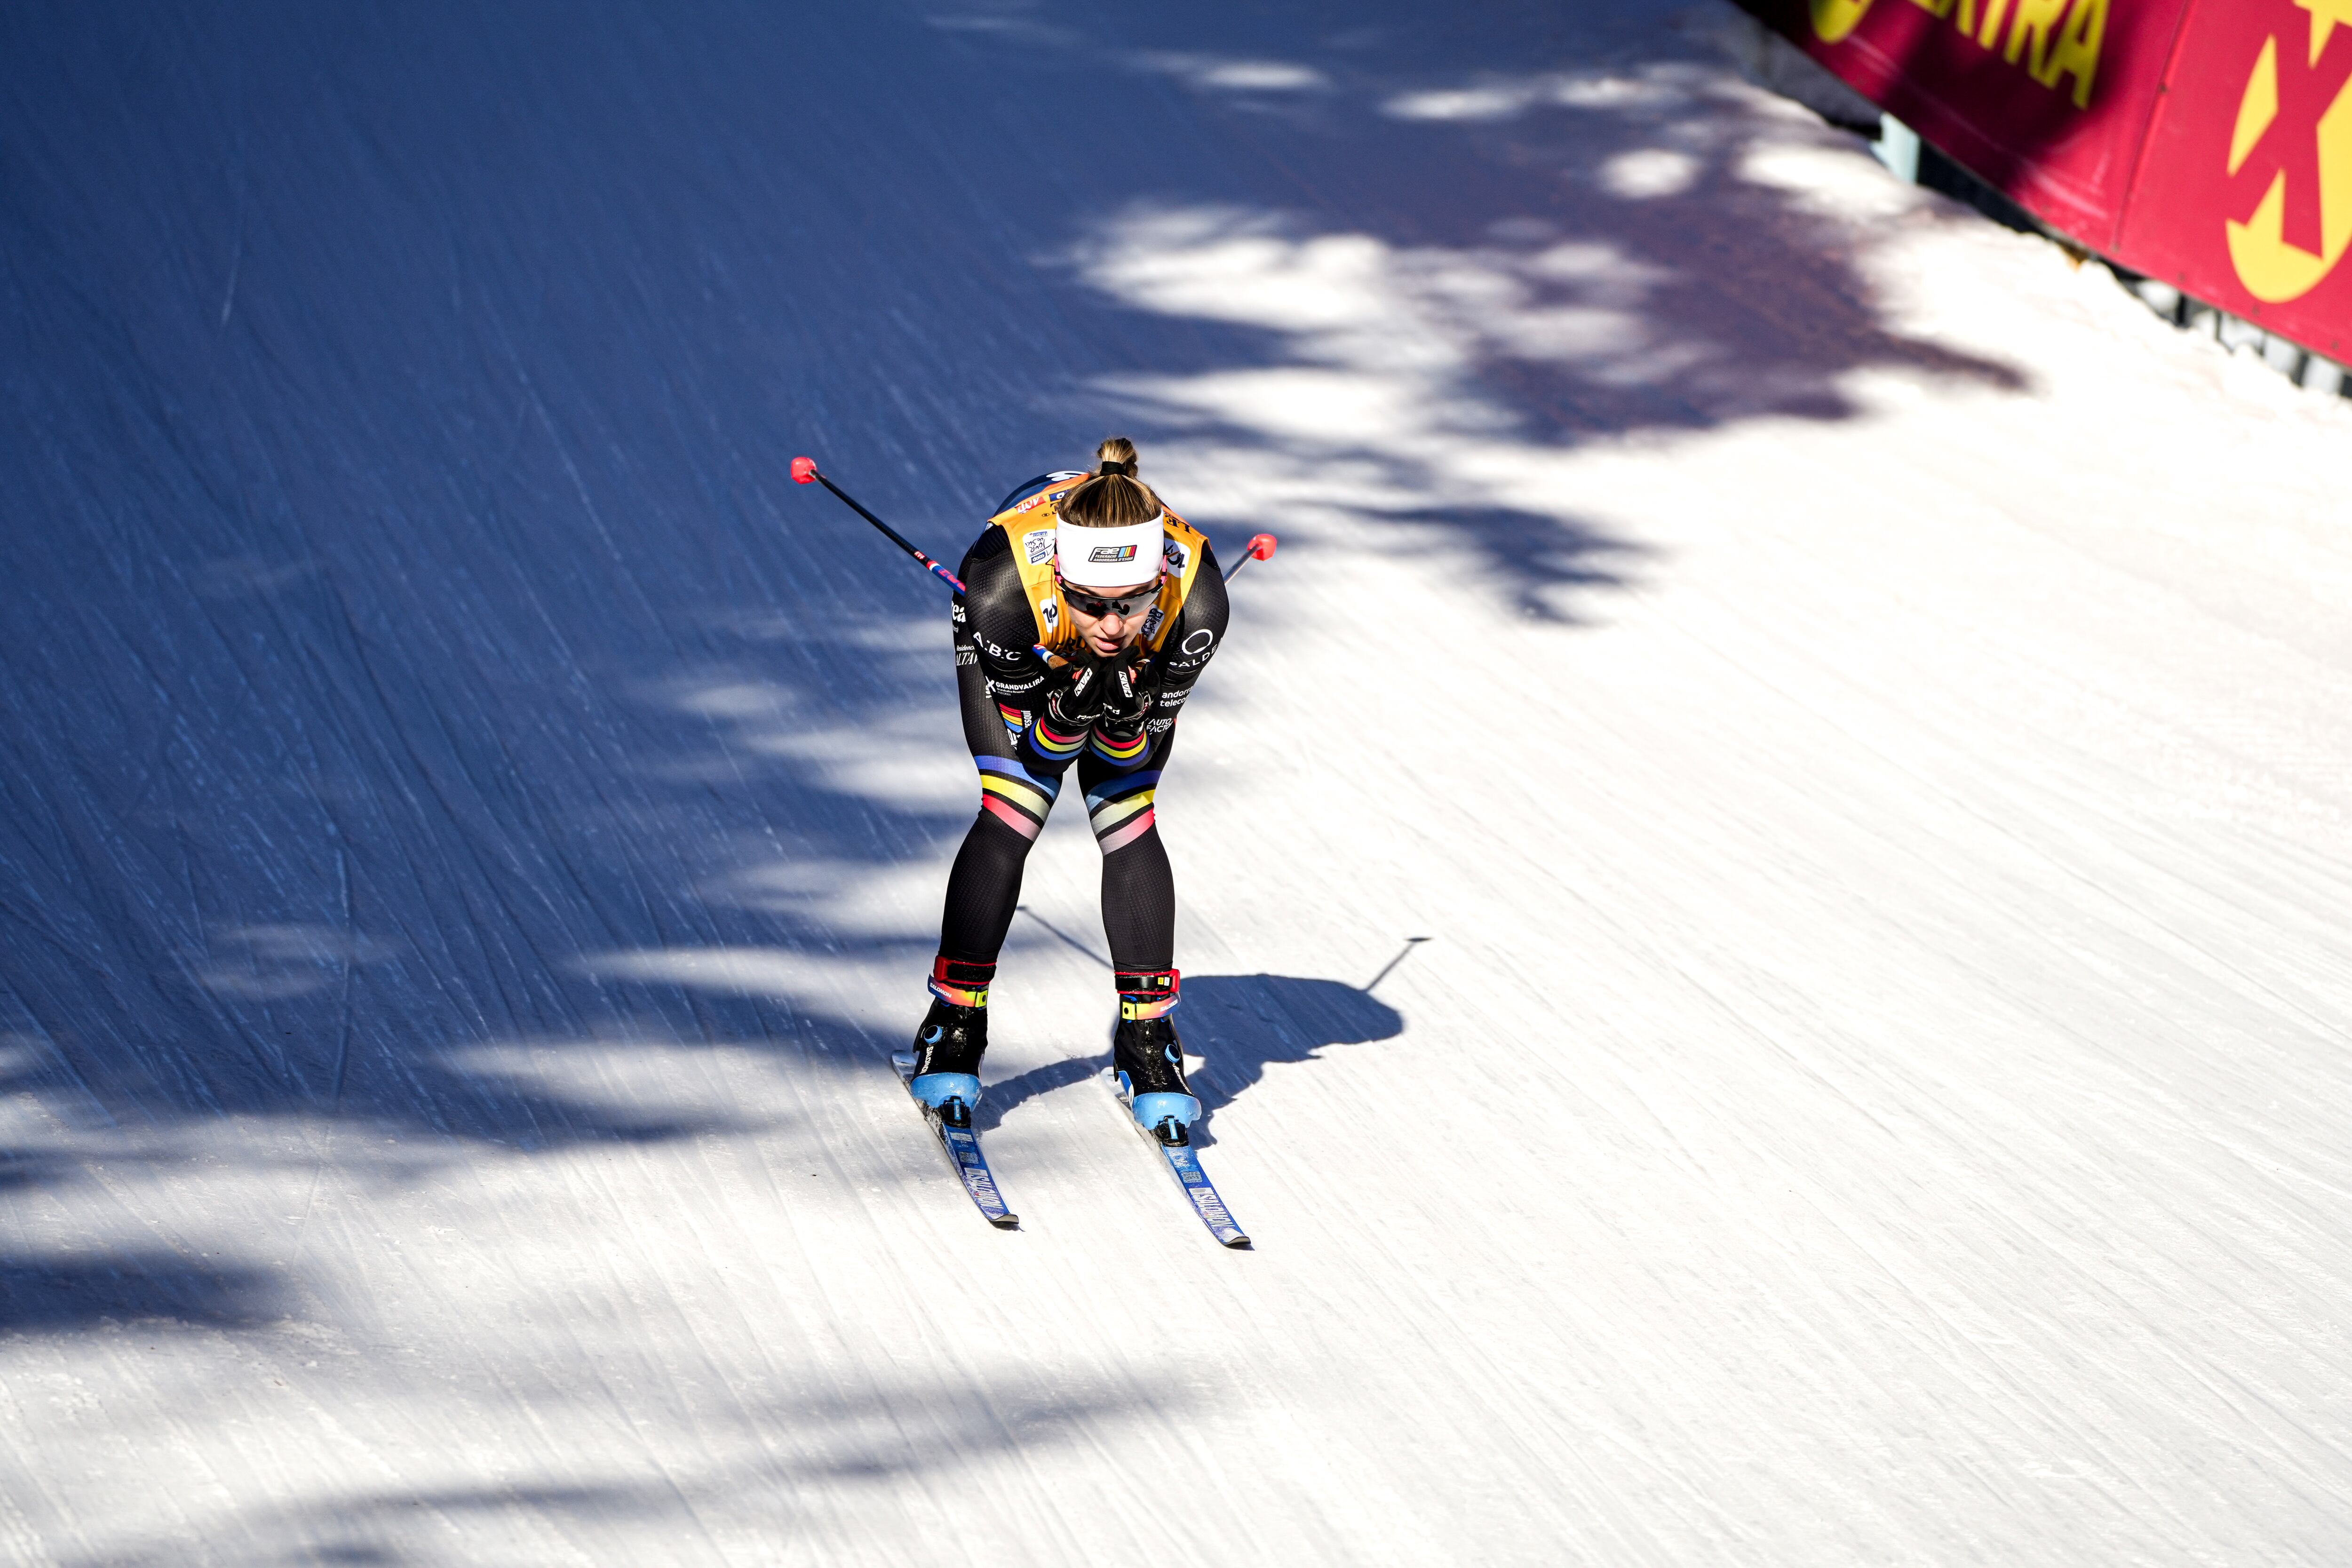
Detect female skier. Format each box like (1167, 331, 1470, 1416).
(904, 438, 1228, 1144)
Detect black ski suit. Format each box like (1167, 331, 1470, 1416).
(936, 515, 1229, 972)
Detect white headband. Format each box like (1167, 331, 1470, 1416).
(1056, 512, 1167, 588)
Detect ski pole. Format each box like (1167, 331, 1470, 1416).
(1224, 533, 1278, 581)
(791, 455, 966, 593)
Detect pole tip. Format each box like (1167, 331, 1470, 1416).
(790, 456, 818, 485)
(1248, 533, 1277, 561)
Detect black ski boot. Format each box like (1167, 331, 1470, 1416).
(1111, 968, 1199, 1145)
(908, 997, 987, 1125)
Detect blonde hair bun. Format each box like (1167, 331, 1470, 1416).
(1059, 437, 1160, 527)
(1095, 436, 1138, 477)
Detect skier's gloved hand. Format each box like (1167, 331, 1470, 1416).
(1044, 654, 1111, 732)
(1095, 652, 1156, 740)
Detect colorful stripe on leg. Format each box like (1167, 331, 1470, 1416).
(1090, 726, 1151, 764)
(1086, 770, 1159, 856)
(976, 756, 1057, 841)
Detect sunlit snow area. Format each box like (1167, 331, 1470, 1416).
(4, 1, 2350, 1563)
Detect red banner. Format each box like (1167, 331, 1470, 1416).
(2123, 1, 2352, 358)
(1744, 0, 2352, 361)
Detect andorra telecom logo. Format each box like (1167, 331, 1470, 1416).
(2225, 0, 2352, 302)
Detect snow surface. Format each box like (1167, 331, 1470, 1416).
(4, 2, 2351, 1563)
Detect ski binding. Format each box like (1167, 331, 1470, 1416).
(892, 1052, 1019, 1230)
(1102, 1067, 1251, 1249)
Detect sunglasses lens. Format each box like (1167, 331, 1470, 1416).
(1061, 580, 1157, 617)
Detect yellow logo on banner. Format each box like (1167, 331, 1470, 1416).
(1812, 0, 1877, 44)
(1809, 0, 2110, 109)
(2226, 0, 2352, 302)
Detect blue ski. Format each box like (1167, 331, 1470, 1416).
(1101, 1068, 1252, 1249)
(892, 1053, 1019, 1230)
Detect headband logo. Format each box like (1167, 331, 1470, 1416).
(1087, 543, 1140, 563)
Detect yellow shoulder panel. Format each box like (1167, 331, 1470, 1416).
(985, 477, 1085, 652)
(984, 485, 1209, 658)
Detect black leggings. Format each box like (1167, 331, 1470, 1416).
(938, 661, 1177, 971)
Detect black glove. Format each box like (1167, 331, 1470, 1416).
(1096, 652, 1157, 740)
(1044, 655, 1112, 731)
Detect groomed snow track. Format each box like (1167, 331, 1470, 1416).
(3, 3, 2350, 1564)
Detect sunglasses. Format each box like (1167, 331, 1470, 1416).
(1057, 576, 1161, 619)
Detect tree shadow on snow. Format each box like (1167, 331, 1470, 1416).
(0, 1251, 283, 1334)
(0, 0, 2030, 1281)
(58, 1370, 1192, 1567)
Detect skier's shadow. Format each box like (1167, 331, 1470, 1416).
(1162, 972, 1406, 1146)
(979, 916, 1415, 1145)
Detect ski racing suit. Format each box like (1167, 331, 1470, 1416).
(930, 473, 1229, 1000)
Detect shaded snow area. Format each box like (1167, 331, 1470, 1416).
(6, 0, 2352, 1562)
